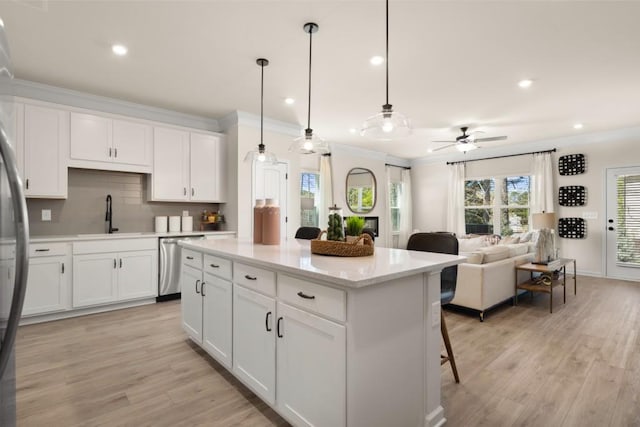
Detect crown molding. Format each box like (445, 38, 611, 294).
(411, 126, 640, 166)
(219, 110, 302, 137)
(7, 79, 220, 132)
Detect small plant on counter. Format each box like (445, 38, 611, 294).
(345, 216, 365, 237)
(327, 213, 344, 241)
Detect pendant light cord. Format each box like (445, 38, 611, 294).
(260, 61, 264, 145)
(385, 0, 389, 106)
(307, 27, 313, 131)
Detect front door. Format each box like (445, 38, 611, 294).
(253, 161, 288, 241)
(606, 166, 640, 280)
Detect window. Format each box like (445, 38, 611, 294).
(389, 182, 402, 232)
(300, 172, 319, 227)
(616, 173, 640, 265)
(464, 176, 530, 235)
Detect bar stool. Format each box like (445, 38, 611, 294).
(407, 232, 460, 383)
(295, 227, 321, 240)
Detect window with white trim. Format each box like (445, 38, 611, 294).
(389, 182, 402, 233)
(464, 175, 531, 236)
(300, 172, 319, 227)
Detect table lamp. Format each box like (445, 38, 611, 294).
(532, 212, 557, 264)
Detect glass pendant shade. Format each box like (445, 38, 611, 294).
(289, 129, 329, 155)
(361, 105, 411, 140)
(245, 58, 278, 164)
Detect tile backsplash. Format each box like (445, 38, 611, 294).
(27, 168, 221, 236)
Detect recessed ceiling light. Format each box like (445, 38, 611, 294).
(284, 98, 295, 105)
(112, 44, 128, 56)
(370, 56, 384, 66)
(573, 123, 584, 129)
(518, 79, 533, 88)
(349, 128, 357, 134)
(427, 148, 433, 153)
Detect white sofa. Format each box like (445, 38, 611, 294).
(449, 235, 537, 321)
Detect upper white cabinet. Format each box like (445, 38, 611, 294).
(70, 112, 152, 173)
(150, 127, 226, 203)
(16, 102, 69, 198)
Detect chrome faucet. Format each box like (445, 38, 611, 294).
(105, 194, 118, 234)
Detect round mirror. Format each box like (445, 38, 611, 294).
(346, 167, 376, 214)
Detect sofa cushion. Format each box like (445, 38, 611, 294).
(499, 235, 520, 245)
(466, 251, 484, 264)
(479, 245, 511, 263)
(505, 243, 529, 257)
(458, 236, 488, 252)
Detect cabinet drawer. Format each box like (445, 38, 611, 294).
(182, 249, 202, 269)
(278, 274, 346, 322)
(204, 254, 231, 280)
(234, 262, 275, 296)
(29, 243, 69, 258)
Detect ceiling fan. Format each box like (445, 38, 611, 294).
(431, 127, 507, 152)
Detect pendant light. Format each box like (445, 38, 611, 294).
(361, 0, 412, 140)
(289, 22, 330, 155)
(244, 58, 278, 164)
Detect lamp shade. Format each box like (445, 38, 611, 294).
(532, 212, 556, 230)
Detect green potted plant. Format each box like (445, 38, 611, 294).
(345, 216, 366, 243)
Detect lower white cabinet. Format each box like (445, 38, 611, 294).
(23, 243, 71, 316)
(275, 302, 346, 427)
(232, 284, 276, 404)
(72, 239, 157, 308)
(181, 264, 233, 368)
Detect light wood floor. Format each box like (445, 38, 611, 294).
(16, 275, 640, 426)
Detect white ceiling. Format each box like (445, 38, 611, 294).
(1, 1, 639, 159)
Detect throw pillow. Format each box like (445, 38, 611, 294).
(499, 235, 521, 245)
(479, 245, 511, 263)
(458, 236, 488, 252)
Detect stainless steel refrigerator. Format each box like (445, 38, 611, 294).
(0, 17, 30, 427)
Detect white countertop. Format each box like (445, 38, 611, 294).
(30, 230, 236, 243)
(179, 238, 467, 288)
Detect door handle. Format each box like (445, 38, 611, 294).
(277, 317, 284, 338)
(183, 187, 187, 196)
(297, 291, 316, 300)
(195, 279, 201, 294)
(25, 178, 29, 189)
(209, 264, 219, 268)
(191, 188, 195, 196)
(265, 311, 272, 331)
(109, 147, 112, 157)
(119, 258, 123, 268)
(201, 282, 206, 297)
(114, 148, 118, 158)
(35, 248, 50, 252)
(61, 263, 65, 274)
(244, 275, 257, 281)
(608, 227, 615, 231)
(114, 258, 117, 269)
(186, 256, 194, 260)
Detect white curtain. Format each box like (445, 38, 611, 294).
(398, 169, 413, 248)
(446, 162, 466, 236)
(318, 155, 333, 231)
(531, 152, 554, 213)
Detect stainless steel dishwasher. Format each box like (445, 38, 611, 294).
(158, 235, 205, 301)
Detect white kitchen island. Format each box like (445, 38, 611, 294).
(178, 238, 466, 427)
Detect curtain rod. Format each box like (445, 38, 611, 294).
(446, 148, 556, 165)
(385, 163, 411, 170)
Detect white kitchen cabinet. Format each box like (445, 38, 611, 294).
(72, 239, 158, 308)
(181, 264, 203, 343)
(151, 126, 189, 201)
(18, 103, 68, 198)
(202, 272, 232, 368)
(70, 112, 152, 173)
(276, 302, 346, 427)
(23, 243, 71, 316)
(181, 261, 233, 368)
(150, 126, 226, 202)
(232, 283, 276, 404)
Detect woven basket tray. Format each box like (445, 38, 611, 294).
(310, 231, 374, 257)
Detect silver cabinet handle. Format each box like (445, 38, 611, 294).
(0, 124, 30, 379)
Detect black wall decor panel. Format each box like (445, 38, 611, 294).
(558, 217, 586, 239)
(558, 185, 586, 206)
(558, 153, 586, 175)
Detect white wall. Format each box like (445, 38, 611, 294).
(411, 127, 640, 277)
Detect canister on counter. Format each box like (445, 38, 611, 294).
(262, 198, 280, 245)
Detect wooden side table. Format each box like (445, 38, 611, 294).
(514, 258, 577, 313)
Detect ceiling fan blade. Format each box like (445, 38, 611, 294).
(432, 140, 456, 143)
(475, 136, 507, 142)
(431, 144, 456, 152)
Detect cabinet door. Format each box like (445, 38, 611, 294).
(233, 284, 276, 404)
(112, 119, 152, 167)
(190, 132, 218, 201)
(70, 112, 111, 162)
(23, 104, 68, 198)
(181, 264, 203, 343)
(276, 302, 346, 427)
(117, 250, 157, 301)
(23, 256, 68, 316)
(202, 273, 232, 368)
(152, 126, 189, 201)
(72, 253, 118, 307)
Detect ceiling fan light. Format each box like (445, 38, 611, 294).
(456, 142, 478, 153)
